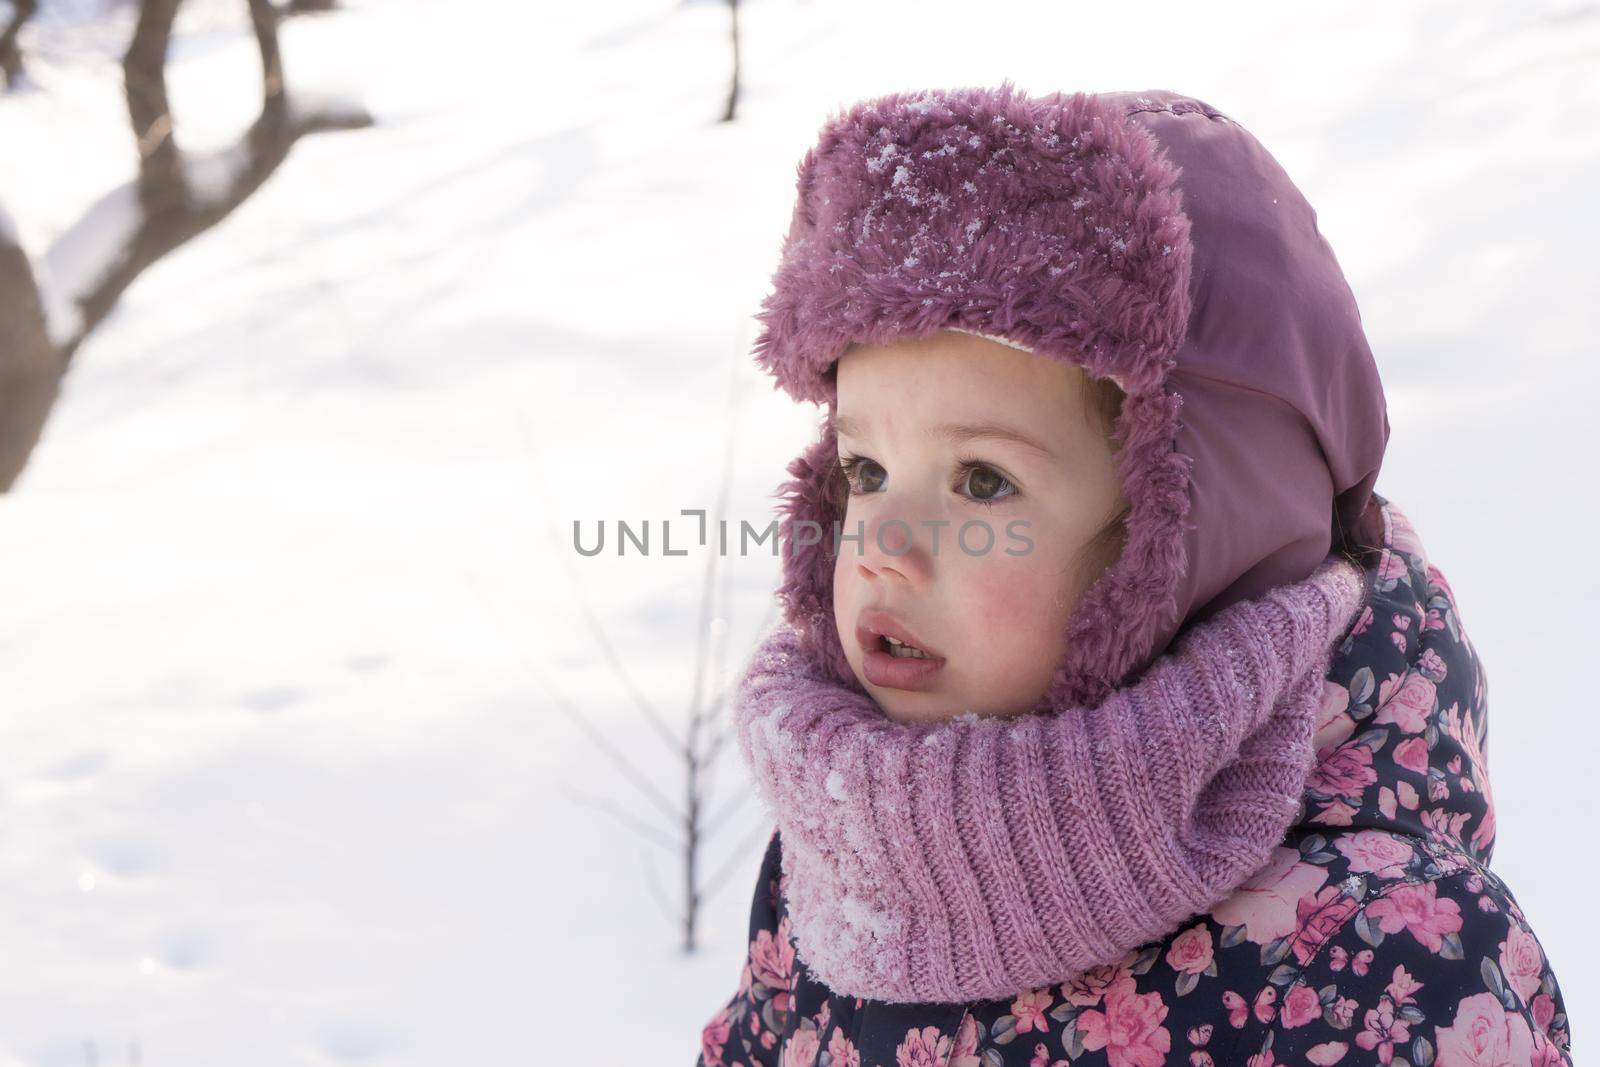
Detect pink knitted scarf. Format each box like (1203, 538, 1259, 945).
(734, 553, 1368, 1005)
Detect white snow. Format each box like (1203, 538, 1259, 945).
(0, 0, 1594, 1062)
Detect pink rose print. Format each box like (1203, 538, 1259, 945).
(1310, 798, 1359, 827)
(1532, 992, 1556, 1032)
(1455, 703, 1490, 775)
(1350, 603, 1374, 636)
(781, 1027, 820, 1067)
(1394, 736, 1430, 774)
(1076, 977, 1172, 1067)
(895, 1025, 951, 1067)
(1375, 672, 1436, 734)
(1376, 552, 1409, 585)
(1280, 984, 1322, 1029)
(1423, 807, 1473, 849)
(1012, 988, 1053, 1034)
(1166, 924, 1215, 976)
(1028, 1044, 1067, 1067)
(1386, 964, 1423, 1005)
(1313, 680, 1355, 752)
(1211, 846, 1328, 944)
(1330, 997, 1357, 1029)
(700, 1006, 732, 1067)
(949, 1012, 981, 1067)
(1499, 922, 1546, 1004)
(1290, 886, 1361, 966)
(1531, 1030, 1571, 1067)
(751, 917, 797, 991)
(1417, 646, 1447, 678)
(1435, 992, 1538, 1064)
(1305, 1041, 1349, 1065)
(1335, 829, 1416, 878)
(1472, 799, 1498, 855)
(1392, 514, 1425, 556)
(827, 1028, 862, 1067)
(1307, 740, 1377, 800)
(1354, 993, 1411, 1061)
(1364, 880, 1464, 952)
(1061, 959, 1134, 1005)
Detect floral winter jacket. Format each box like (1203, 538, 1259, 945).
(695, 495, 1573, 1067)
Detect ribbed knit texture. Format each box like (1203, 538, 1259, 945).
(734, 553, 1367, 1004)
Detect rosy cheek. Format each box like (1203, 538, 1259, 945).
(961, 557, 1068, 671)
(832, 557, 862, 646)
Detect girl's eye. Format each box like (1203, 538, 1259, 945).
(839, 455, 1018, 504)
(839, 455, 886, 494)
(958, 463, 1017, 504)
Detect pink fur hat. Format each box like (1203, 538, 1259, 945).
(753, 83, 1389, 708)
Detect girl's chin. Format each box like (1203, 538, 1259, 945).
(865, 685, 979, 726)
(864, 683, 1042, 725)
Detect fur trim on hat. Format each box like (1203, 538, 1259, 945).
(757, 82, 1198, 707)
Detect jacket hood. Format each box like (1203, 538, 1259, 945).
(753, 83, 1389, 709)
(1302, 492, 1496, 865)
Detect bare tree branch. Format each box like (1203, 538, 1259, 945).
(642, 844, 681, 929)
(700, 820, 774, 907)
(559, 782, 682, 853)
(575, 597, 687, 760)
(508, 322, 780, 951)
(700, 777, 753, 841)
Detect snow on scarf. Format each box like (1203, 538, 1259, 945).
(734, 552, 1366, 1004)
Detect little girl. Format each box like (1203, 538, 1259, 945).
(696, 84, 1572, 1067)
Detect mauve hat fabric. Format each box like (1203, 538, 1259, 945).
(753, 82, 1389, 708)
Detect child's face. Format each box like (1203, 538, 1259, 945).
(831, 331, 1126, 724)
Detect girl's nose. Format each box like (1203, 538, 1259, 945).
(851, 507, 936, 587)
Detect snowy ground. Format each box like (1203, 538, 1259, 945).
(0, 0, 1594, 1062)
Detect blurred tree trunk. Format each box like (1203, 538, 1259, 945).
(720, 0, 740, 123)
(125, 0, 186, 210)
(0, 0, 373, 492)
(0, 232, 58, 484)
(0, 0, 37, 89)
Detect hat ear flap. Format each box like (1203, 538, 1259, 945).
(774, 418, 860, 689)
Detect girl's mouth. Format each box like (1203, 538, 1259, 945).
(855, 613, 946, 692)
(881, 634, 930, 659)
